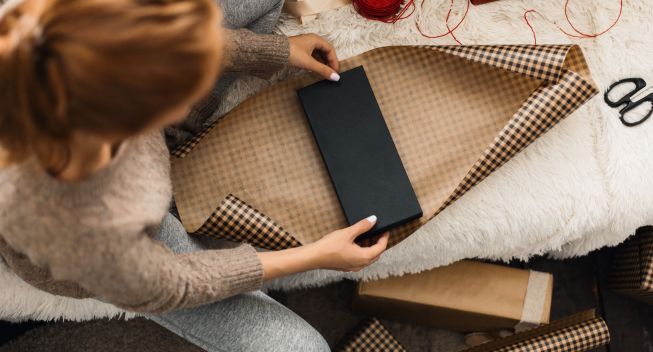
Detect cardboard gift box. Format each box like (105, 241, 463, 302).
(335, 318, 407, 352)
(353, 260, 553, 332)
(609, 225, 653, 304)
(462, 310, 610, 352)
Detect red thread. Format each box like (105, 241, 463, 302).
(523, 9, 538, 45)
(560, 0, 623, 38)
(523, 0, 623, 44)
(417, 0, 470, 45)
(353, 0, 416, 23)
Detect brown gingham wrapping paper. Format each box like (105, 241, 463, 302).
(609, 226, 653, 304)
(463, 310, 610, 352)
(171, 45, 597, 250)
(335, 318, 407, 352)
(188, 194, 302, 249)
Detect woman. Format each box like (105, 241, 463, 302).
(0, 0, 389, 351)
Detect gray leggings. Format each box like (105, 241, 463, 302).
(147, 214, 330, 352)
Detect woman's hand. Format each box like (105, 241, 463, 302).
(307, 216, 389, 272)
(258, 216, 389, 280)
(288, 34, 340, 82)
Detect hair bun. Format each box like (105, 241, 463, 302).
(0, 0, 50, 165)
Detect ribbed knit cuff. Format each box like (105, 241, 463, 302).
(211, 244, 264, 294)
(223, 29, 290, 79)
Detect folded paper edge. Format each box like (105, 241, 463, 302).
(564, 45, 597, 87)
(639, 228, 653, 291)
(609, 227, 653, 297)
(170, 118, 220, 158)
(430, 45, 598, 221)
(335, 317, 408, 352)
(187, 194, 303, 250)
(432, 44, 574, 84)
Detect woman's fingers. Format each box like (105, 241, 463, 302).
(288, 34, 340, 81)
(302, 52, 338, 81)
(360, 232, 389, 258)
(349, 242, 386, 272)
(350, 232, 389, 272)
(312, 36, 339, 71)
(346, 215, 377, 240)
(309, 216, 388, 273)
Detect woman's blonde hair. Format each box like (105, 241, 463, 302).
(0, 0, 223, 166)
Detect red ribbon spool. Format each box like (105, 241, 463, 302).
(354, 0, 415, 23)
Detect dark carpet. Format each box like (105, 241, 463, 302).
(0, 281, 464, 352)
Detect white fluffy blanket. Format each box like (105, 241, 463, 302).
(2, 0, 652, 321)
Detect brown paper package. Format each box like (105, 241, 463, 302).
(333, 311, 609, 352)
(352, 260, 553, 332)
(171, 45, 596, 250)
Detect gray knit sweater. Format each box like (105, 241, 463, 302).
(0, 29, 289, 313)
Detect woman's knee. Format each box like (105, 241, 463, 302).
(218, 0, 283, 30)
(280, 317, 330, 352)
(248, 294, 329, 351)
(220, 292, 330, 351)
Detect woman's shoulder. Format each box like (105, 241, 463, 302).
(0, 131, 172, 249)
(0, 160, 45, 246)
(0, 158, 23, 207)
(0, 130, 171, 224)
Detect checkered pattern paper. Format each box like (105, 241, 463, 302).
(171, 45, 597, 250)
(335, 318, 407, 352)
(492, 319, 609, 352)
(609, 226, 653, 304)
(463, 311, 610, 352)
(190, 194, 302, 250)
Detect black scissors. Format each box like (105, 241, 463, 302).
(604, 78, 653, 127)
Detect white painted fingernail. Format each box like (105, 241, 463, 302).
(329, 72, 340, 82)
(366, 215, 377, 224)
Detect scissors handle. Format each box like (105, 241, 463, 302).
(619, 92, 653, 127)
(604, 77, 647, 108)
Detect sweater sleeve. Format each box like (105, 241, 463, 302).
(222, 28, 290, 78)
(20, 224, 263, 313)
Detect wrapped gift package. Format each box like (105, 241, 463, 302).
(335, 318, 407, 352)
(170, 45, 596, 251)
(352, 260, 553, 332)
(462, 310, 610, 352)
(609, 226, 653, 304)
(284, 0, 351, 24)
(335, 312, 608, 352)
